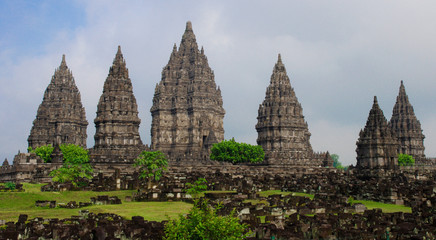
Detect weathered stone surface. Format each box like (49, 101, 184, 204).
(389, 81, 425, 161)
(256, 54, 314, 165)
(150, 21, 225, 161)
(91, 46, 145, 163)
(356, 96, 399, 169)
(27, 55, 88, 149)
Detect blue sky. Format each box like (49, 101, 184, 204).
(1, 0, 436, 166)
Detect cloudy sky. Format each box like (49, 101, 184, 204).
(1, 0, 436, 166)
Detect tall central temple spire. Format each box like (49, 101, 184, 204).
(91, 46, 145, 163)
(256, 54, 313, 165)
(150, 21, 225, 162)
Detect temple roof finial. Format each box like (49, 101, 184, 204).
(278, 53, 282, 63)
(60, 54, 67, 69)
(374, 96, 378, 104)
(186, 21, 193, 31)
(116, 45, 123, 58)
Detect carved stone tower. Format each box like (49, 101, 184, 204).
(356, 96, 399, 169)
(389, 81, 425, 161)
(256, 54, 313, 165)
(91, 46, 145, 163)
(150, 21, 225, 161)
(28, 55, 88, 149)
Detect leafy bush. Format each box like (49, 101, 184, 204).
(210, 138, 264, 164)
(185, 178, 208, 199)
(133, 151, 168, 189)
(398, 154, 415, 166)
(164, 199, 249, 240)
(49, 144, 93, 187)
(28, 145, 54, 163)
(5, 182, 16, 191)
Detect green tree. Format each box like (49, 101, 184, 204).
(133, 151, 168, 189)
(185, 178, 208, 199)
(164, 199, 249, 240)
(331, 154, 344, 169)
(398, 153, 415, 166)
(28, 145, 54, 163)
(49, 144, 93, 187)
(210, 138, 264, 164)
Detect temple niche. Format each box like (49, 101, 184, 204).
(27, 55, 88, 149)
(356, 96, 399, 169)
(389, 81, 425, 161)
(91, 46, 145, 163)
(256, 54, 314, 165)
(150, 21, 225, 162)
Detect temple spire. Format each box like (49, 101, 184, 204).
(356, 96, 398, 169)
(256, 54, 313, 165)
(92, 46, 144, 163)
(389, 81, 425, 160)
(151, 21, 225, 162)
(28, 55, 88, 149)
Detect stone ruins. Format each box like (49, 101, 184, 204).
(150, 21, 225, 162)
(90, 46, 145, 163)
(27, 55, 88, 149)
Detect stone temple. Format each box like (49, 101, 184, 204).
(90, 46, 145, 163)
(150, 21, 225, 162)
(28, 55, 88, 149)
(389, 81, 425, 161)
(256, 54, 319, 165)
(356, 96, 399, 169)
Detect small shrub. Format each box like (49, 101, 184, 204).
(164, 199, 250, 240)
(5, 182, 16, 191)
(347, 196, 354, 205)
(28, 145, 54, 163)
(185, 178, 208, 199)
(398, 154, 415, 166)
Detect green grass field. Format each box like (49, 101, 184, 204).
(0, 183, 192, 222)
(353, 200, 412, 213)
(0, 184, 411, 223)
(256, 190, 411, 213)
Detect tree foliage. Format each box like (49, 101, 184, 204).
(4, 182, 16, 191)
(185, 178, 208, 199)
(28, 145, 54, 163)
(210, 138, 264, 164)
(398, 153, 415, 166)
(49, 144, 93, 187)
(331, 154, 343, 169)
(133, 151, 168, 189)
(164, 199, 249, 240)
